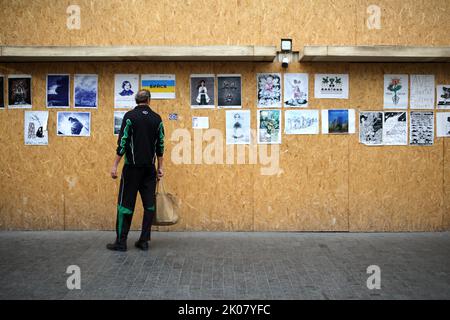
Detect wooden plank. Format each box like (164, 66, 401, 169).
(0, 45, 277, 62)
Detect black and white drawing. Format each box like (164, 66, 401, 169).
(24, 111, 48, 145)
(114, 111, 126, 135)
(359, 111, 383, 145)
(257, 73, 281, 108)
(190, 74, 215, 109)
(437, 85, 450, 109)
(383, 112, 408, 145)
(114, 74, 139, 108)
(410, 111, 434, 146)
(284, 73, 308, 107)
(46, 74, 70, 108)
(284, 110, 319, 135)
(436, 112, 450, 137)
(218, 74, 241, 108)
(57, 112, 91, 137)
(74, 74, 98, 108)
(314, 74, 349, 99)
(226, 110, 250, 144)
(8, 75, 32, 108)
(410, 74, 435, 109)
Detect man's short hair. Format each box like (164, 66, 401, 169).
(135, 89, 151, 104)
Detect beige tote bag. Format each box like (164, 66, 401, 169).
(153, 179, 179, 226)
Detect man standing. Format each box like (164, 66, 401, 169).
(107, 89, 164, 251)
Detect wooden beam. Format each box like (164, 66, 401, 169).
(299, 46, 450, 62)
(0, 45, 277, 62)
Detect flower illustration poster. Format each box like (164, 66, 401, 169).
(384, 74, 409, 109)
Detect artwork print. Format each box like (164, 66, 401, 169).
(0, 76, 4, 109)
(436, 112, 450, 137)
(258, 109, 281, 144)
(284, 73, 308, 107)
(226, 110, 250, 144)
(74, 74, 98, 108)
(8, 75, 32, 108)
(384, 74, 408, 109)
(114, 111, 126, 135)
(359, 111, 383, 145)
(410, 111, 434, 146)
(217, 75, 242, 108)
(141, 74, 176, 100)
(437, 85, 450, 109)
(190, 74, 215, 109)
(314, 74, 349, 99)
(57, 112, 91, 137)
(410, 75, 435, 109)
(257, 73, 281, 108)
(322, 109, 356, 134)
(24, 111, 48, 145)
(284, 110, 319, 135)
(46, 74, 70, 108)
(114, 74, 139, 108)
(383, 112, 407, 146)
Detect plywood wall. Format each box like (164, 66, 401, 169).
(0, 0, 449, 231)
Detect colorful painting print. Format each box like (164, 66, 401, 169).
(8, 75, 32, 108)
(359, 111, 383, 145)
(114, 74, 139, 108)
(329, 109, 349, 133)
(284, 73, 308, 107)
(24, 111, 48, 145)
(437, 85, 450, 109)
(226, 110, 250, 144)
(0, 75, 4, 109)
(218, 74, 242, 108)
(314, 74, 349, 99)
(141, 74, 176, 100)
(383, 112, 407, 145)
(190, 74, 215, 109)
(384, 74, 408, 109)
(410, 74, 435, 109)
(74, 74, 98, 108)
(257, 73, 281, 108)
(46, 74, 70, 108)
(57, 112, 91, 137)
(410, 111, 434, 146)
(114, 111, 126, 135)
(436, 112, 450, 137)
(258, 109, 281, 144)
(284, 110, 319, 135)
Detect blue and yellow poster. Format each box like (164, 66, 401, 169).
(140, 74, 176, 99)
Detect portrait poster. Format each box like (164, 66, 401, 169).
(24, 111, 48, 145)
(321, 109, 356, 134)
(384, 74, 408, 109)
(57, 112, 91, 137)
(46, 74, 70, 108)
(383, 112, 408, 146)
(114, 74, 139, 109)
(436, 112, 450, 137)
(190, 74, 215, 109)
(257, 73, 281, 108)
(436, 85, 450, 109)
(192, 116, 209, 129)
(284, 110, 319, 135)
(359, 111, 383, 145)
(257, 109, 281, 144)
(114, 111, 126, 135)
(217, 74, 242, 109)
(0, 75, 4, 109)
(74, 74, 98, 108)
(284, 73, 308, 107)
(410, 111, 434, 146)
(8, 75, 32, 109)
(410, 75, 435, 109)
(314, 74, 349, 99)
(141, 74, 176, 100)
(226, 110, 250, 144)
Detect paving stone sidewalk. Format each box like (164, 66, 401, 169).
(0, 231, 449, 300)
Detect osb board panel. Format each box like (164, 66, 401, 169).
(348, 63, 449, 231)
(1, 0, 449, 48)
(356, 0, 450, 46)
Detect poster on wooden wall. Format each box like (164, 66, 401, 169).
(257, 109, 281, 144)
(284, 73, 308, 107)
(74, 74, 98, 108)
(436, 112, 450, 137)
(114, 111, 126, 135)
(190, 74, 215, 109)
(321, 109, 355, 134)
(46, 74, 70, 108)
(57, 112, 91, 137)
(0, 75, 4, 109)
(436, 85, 450, 109)
(192, 116, 209, 129)
(141, 74, 176, 100)
(384, 74, 408, 109)
(226, 110, 250, 144)
(359, 111, 383, 145)
(314, 74, 349, 99)
(24, 111, 48, 146)
(8, 75, 32, 109)
(114, 74, 139, 109)
(257, 73, 281, 108)
(383, 112, 408, 146)
(410, 111, 434, 146)
(284, 110, 319, 135)
(217, 74, 242, 109)
(410, 75, 435, 109)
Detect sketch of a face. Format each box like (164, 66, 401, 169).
(119, 81, 134, 96)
